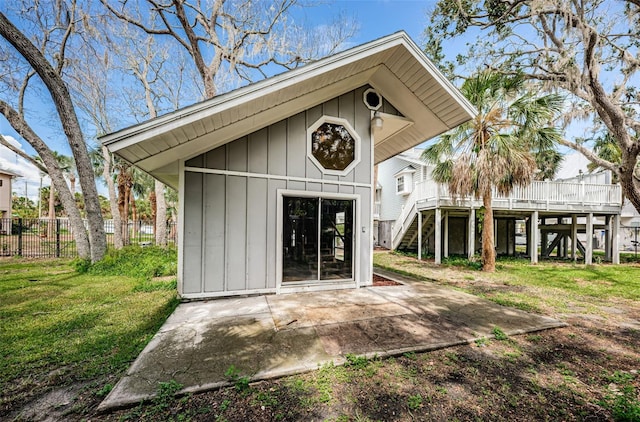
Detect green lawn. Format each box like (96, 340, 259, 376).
(2, 252, 639, 421)
(374, 252, 640, 313)
(0, 254, 178, 416)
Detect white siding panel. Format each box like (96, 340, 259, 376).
(268, 121, 287, 176)
(305, 105, 323, 180)
(248, 128, 268, 174)
(338, 91, 356, 183)
(266, 179, 286, 288)
(183, 172, 203, 294)
(287, 180, 305, 191)
(226, 176, 247, 291)
(323, 183, 339, 193)
(354, 86, 372, 184)
(205, 145, 226, 169)
(203, 174, 225, 292)
(339, 185, 355, 194)
(307, 182, 322, 192)
(228, 137, 248, 172)
(356, 186, 372, 285)
(247, 178, 268, 290)
(287, 112, 306, 177)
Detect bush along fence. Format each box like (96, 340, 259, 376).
(0, 218, 177, 258)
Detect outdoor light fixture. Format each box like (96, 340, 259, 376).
(372, 112, 383, 130)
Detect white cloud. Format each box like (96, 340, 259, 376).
(0, 135, 49, 201)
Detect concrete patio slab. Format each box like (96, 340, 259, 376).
(98, 270, 566, 412)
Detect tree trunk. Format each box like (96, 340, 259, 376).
(0, 12, 106, 262)
(102, 146, 123, 249)
(154, 180, 167, 246)
(0, 100, 91, 258)
(481, 189, 496, 272)
(47, 186, 55, 239)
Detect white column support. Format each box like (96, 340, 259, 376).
(571, 214, 578, 262)
(612, 214, 620, 264)
(468, 208, 475, 259)
(444, 210, 449, 258)
(585, 212, 593, 265)
(530, 211, 538, 264)
(417, 211, 422, 261)
(604, 215, 611, 261)
(435, 207, 442, 265)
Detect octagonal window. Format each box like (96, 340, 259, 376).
(308, 116, 360, 175)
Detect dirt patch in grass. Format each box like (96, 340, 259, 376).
(372, 273, 402, 286)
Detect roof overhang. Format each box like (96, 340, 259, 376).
(100, 31, 476, 189)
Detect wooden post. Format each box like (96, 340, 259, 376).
(435, 208, 442, 265)
(585, 212, 593, 265)
(417, 211, 422, 261)
(531, 211, 538, 264)
(468, 208, 475, 259)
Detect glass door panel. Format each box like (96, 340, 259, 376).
(282, 196, 354, 283)
(282, 197, 318, 282)
(319, 199, 353, 280)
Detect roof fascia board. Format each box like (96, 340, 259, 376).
(101, 32, 409, 151)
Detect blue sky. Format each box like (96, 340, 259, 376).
(0, 0, 588, 199)
(1, 0, 439, 199)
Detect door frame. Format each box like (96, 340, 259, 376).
(276, 189, 360, 294)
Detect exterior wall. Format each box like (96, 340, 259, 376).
(0, 173, 12, 219)
(180, 87, 373, 298)
(377, 156, 413, 221)
(378, 220, 393, 249)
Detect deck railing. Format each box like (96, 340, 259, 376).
(391, 179, 622, 248)
(411, 179, 622, 208)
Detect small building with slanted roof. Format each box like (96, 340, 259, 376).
(101, 32, 475, 299)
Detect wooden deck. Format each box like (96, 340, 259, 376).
(391, 180, 623, 263)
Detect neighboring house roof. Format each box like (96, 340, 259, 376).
(393, 165, 417, 177)
(0, 168, 21, 178)
(100, 31, 476, 189)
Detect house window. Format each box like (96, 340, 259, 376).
(308, 116, 361, 175)
(396, 175, 405, 194)
(394, 167, 415, 195)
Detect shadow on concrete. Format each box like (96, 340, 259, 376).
(98, 269, 565, 412)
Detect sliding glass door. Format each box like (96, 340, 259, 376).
(282, 196, 354, 283)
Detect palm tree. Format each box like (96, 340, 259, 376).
(422, 71, 563, 272)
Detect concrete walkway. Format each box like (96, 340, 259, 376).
(99, 270, 565, 411)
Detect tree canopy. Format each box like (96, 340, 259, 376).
(425, 0, 640, 213)
(423, 71, 563, 271)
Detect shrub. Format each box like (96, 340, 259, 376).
(80, 246, 177, 280)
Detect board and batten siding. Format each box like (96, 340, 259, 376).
(180, 87, 373, 298)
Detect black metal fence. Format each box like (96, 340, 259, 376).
(0, 218, 177, 258)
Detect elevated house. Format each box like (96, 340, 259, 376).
(101, 32, 476, 299)
(376, 149, 623, 264)
(0, 169, 19, 220)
